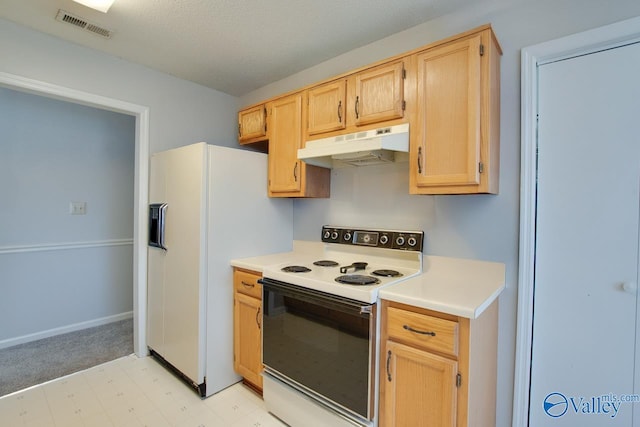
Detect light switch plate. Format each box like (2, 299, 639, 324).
(70, 201, 87, 215)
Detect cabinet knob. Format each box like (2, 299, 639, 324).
(622, 281, 638, 295)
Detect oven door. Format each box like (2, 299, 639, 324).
(260, 278, 376, 422)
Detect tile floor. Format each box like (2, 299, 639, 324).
(0, 354, 286, 427)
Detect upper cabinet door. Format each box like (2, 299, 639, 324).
(354, 60, 405, 126)
(413, 35, 483, 189)
(307, 80, 347, 136)
(238, 104, 267, 143)
(267, 93, 303, 194)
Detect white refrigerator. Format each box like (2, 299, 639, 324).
(147, 142, 292, 397)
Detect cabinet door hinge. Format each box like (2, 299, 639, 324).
(402, 100, 406, 111)
(456, 373, 462, 388)
(402, 67, 406, 79)
(480, 43, 485, 56)
(479, 162, 484, 174)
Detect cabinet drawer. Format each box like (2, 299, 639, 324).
(234, 270, 262, 299)
(386, 306, 458, 357)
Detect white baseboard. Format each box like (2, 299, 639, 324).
(0, 311, 134, 350)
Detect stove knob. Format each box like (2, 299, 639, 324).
(380, 235, 389, 245)
(343, 232, 352, 242)
(395, 235, 405, 246)
(408, 237, 417, 247)
(323, 230, 331, 239)
(331, 231, 339, 240)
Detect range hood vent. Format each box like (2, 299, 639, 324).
(55, 9, 113, 39)
(298, 123, 409, 168)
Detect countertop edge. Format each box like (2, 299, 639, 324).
(379, 255, 506, 319)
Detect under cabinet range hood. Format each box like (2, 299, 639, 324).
(298, 123, 409, 168)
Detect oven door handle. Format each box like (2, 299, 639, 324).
(259, 277, 373, 317)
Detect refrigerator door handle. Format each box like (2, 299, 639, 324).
(149, 203, 168, 250)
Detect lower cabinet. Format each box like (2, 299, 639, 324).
(233, 268, 263, 391)
(379, 300, 498, 427)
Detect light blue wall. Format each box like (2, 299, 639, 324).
(0, 17, 242, 344)
(0, 87, 135, 342)
(0, 88, 135, 245)
(0, 18, 240, 155)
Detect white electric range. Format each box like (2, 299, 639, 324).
(260, 225, 424, 427)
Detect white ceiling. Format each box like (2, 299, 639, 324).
(0, 0, 477, 96)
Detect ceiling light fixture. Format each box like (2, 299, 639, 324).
(72, 0, 115, 13)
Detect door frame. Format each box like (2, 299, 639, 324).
(513, 16, 640, 426)
(0, 71, 150, 358)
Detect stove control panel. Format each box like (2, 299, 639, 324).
(321, 226, 424, 252)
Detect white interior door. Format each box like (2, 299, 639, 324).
(530, 41, 640, 426)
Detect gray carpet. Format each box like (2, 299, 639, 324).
(0, 318, 133, 396)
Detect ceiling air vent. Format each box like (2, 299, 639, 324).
(55, 9, 113, 39)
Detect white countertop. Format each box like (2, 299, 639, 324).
(378, 255, 505, 319)
(230, 242, 506, 320)
(230, 241, 324, 273)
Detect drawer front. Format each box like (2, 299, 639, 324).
(234, 270, 262, 299)
(386, 306, 458, 357)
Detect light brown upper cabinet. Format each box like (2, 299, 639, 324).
(307, 79, 347, 136)
(351, 60, 406, 127)
(238, 24, 500, 197)
(306, 61, 407, 140)
(238, 104, 267, 144)
(267, 93, 330, 198)
(410, 28, 501, 194)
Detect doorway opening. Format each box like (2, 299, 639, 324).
(0, 71, 149, 364)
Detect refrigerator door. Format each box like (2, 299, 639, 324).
(147, 143, 207, 387)
(147, 142, 293, 398)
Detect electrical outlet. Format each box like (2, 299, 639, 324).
(70, 201, 87, 215)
